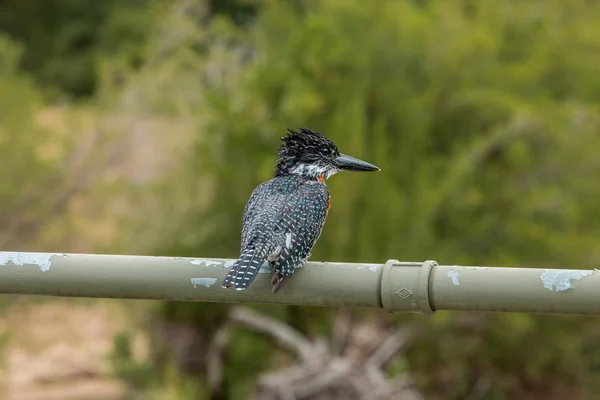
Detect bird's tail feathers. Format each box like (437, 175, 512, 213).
(271, 274, 292, 293)
(222, 245, 272, 290)
(271, 257, 307, 293)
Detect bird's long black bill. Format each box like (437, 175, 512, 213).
(334, 153, 380, 172)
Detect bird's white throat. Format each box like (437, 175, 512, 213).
(289, 163, 340, 180)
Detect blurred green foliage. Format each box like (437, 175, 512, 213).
(110, 331, 156, 391)
(0, 0, 168, 98)
(4, 0, 600, 399)
(0, 35, 57, 220)
(0, 0, 256, 99)
(162, 0, 600, 398)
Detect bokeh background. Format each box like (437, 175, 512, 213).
(2, 0, 600, 399)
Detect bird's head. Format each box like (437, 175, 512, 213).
(274, 128, 380, 180)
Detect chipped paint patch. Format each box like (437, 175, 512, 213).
(191, 277, 217, 288)
(356, 264, 380, 272)
(465, 266, 489, 271)
(203, 260, 220, 267)
(541, 269, 593, 292)
(447, 269, 460, 286)
(0, 252, 65, 272)
(190, 259, 221, 267)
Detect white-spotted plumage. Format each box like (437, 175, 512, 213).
(222, 127, 379, 293)
(221, 175, 330, 292)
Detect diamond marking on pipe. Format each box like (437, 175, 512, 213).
(395, 287, 413, 299)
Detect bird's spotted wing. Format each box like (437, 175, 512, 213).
(224, 178, 297, 291)
(272, 181, 330, 292)
(240, 181, 271, 248)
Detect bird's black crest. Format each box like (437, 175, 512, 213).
(275, 128, 340, 177)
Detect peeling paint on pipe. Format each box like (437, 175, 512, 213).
(0, 252, 598, 315)
(540, 269, 593, 292)
(191, 278, 218, 288)
(0, 252, 65, 272)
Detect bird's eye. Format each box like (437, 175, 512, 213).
(321, 148, 330, 154)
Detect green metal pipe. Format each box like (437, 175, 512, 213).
(0, 252, 598, 315)
(381, 260, 600, 315)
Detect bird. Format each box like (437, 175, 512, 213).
(221, 127, 380, 293)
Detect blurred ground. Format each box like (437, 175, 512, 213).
(0, 297, 147, 400)
(0, 103, 185, 399)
